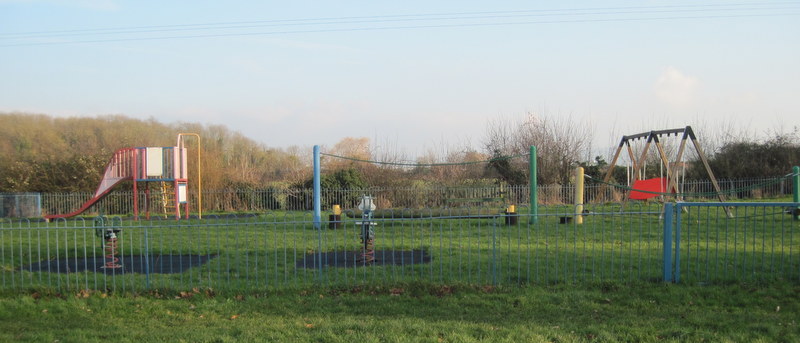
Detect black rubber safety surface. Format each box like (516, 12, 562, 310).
(21, 254, 216, 274)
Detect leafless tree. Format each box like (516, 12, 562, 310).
(483, 112, 594, 185)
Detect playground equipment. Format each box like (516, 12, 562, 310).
(598, 126, 731, 215)
(356, 195, 377, 264)
(94, 216, 122, 269)
(44, 134, 200, 220)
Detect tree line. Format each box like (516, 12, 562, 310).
(1, 112, 798, 194)
(0, 113, 309, 193)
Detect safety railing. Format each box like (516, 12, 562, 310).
(663, 202, 800, 284)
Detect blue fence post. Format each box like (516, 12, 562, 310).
(673, 203, 682, 283)
(492, 219, 498, 286)
(529, 146, 538, 224)
(793, 166, 799, 220)
(661, 203, 673, 282)
(312, 146, 324, 282)
(144, 225, 151, 289)
(313, 146, 321, 229)
(662, 203, 674, 282)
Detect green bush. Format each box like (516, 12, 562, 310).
(298, 168, 368, 209)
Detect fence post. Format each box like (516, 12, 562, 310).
(492, 218, 498, 286)
(662, 202, 674, 282)
(529, 146, 538, 224)
(313, 145, 321, 229)
(793, 166, 799, 220)
(674, 203, 682, 283)
(144, 224, 151, 289)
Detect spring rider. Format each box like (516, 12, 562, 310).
(357, 195, 377, 264)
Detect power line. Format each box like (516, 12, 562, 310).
(3, 12, 797, 47)
(320, 152, 529, 167)
(1, 2, 798, 47)
(3, 2, 797, 39)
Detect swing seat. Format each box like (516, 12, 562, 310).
(630, 178, 670, 200)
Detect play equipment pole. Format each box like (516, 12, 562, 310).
(793, 166, 799, 220)
(575, 166, 584, 225)
(178, 133, 202, 219)
(529, 146, 538, 224)
(313, 145, 321, 229)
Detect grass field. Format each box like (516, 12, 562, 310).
(2, 204, 670, 292)
(2, 202, 799, 292)
(1, 282, 797, 342)
(1, 202, 799, 341)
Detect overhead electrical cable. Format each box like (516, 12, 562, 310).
(320, 152, 529, 167)
(3, 3, 797, 39)
(1, 2, 798, 47)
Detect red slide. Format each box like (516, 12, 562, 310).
(44, 148, 136, 220)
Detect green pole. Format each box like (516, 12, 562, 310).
(530, 146, 538, 224)
(793, 166, 799, 220)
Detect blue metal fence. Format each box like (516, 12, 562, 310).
(1, 202, 797, 292)
(664, 202, 800, 284)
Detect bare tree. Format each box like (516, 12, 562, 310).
(483, 112, 594, 185)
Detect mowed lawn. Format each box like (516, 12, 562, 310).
(1, 282, 797, 342)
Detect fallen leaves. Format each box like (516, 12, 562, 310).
(176, 288, 205, 299)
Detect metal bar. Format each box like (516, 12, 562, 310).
(663, 203, 674, 282)
(529, 146, 538, 224)
(674, 202, 681, 283)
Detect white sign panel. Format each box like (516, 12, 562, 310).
(146, 147, 163, 177)
(178, 183, 188, 204)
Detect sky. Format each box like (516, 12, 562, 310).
(1, 1, 798, 160)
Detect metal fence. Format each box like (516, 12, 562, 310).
(0, 193, 41, 218)
(2, 202, 797, 292)
(1, 176, 792, 218)
(664, 202, 800, 284)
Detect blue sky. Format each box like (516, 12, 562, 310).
(1, 1, 798, 159)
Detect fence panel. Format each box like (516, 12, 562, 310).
(673, 202, 800, 284)
(4, 201, 798, 292)
(1, 204, 674, 292)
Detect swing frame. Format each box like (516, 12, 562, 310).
(600, 126, 729, 212)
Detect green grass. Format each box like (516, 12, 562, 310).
(1, 203, 799, 341)
(1, 282, 797, 342)
(2, 202, 798, 292)
(2, 206, 670, 292)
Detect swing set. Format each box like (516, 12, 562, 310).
(600, 126, 730, 213)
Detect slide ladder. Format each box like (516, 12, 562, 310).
(161, 181, 176, 214)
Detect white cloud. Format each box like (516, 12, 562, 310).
(654, 66, 700, 107)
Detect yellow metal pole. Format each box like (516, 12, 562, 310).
(178, 133, 202, 219)
(575, 166, 584, 225)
